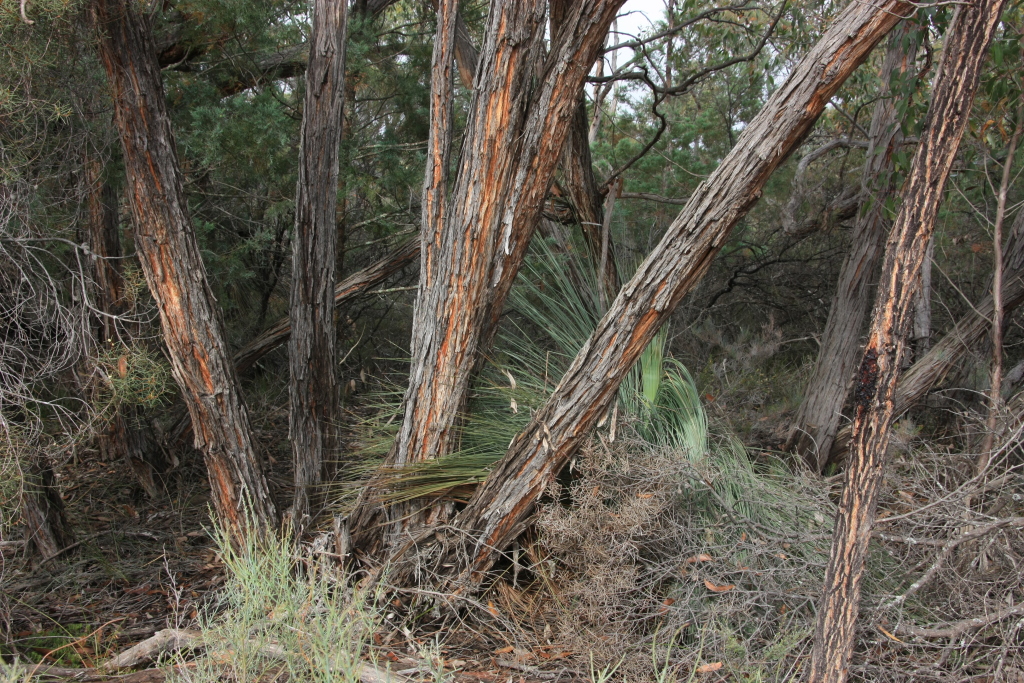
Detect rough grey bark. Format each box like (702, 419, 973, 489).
(370, 0, 916, 589)
(808, 0, 1006, 679)
(92, 0, 277, 538)
(787, 27, 913, 471)
(829, 205, 1024, 463)
(348, 0, 626, 557)
(288, 0, 348, 523)
(912, 233, 934, 356)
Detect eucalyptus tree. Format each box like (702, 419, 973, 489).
(787, 22, 922, 471)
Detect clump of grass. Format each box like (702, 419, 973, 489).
(169, 524, 381, 683)
(0, 659, 31, 683)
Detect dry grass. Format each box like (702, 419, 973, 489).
(514, 410, 1024, 681)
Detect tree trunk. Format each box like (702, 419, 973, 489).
(83, 154, 166, 499)
(808, 1, 1005, 679)
(288, 0, 347, 523)
(348, 0, 626, 557)
(84, 155, 125, 347)
(828, 204, 1024, 463)
(559, 99, 620, 302)
(92, 0, 277, 539)
(979, 105, 1023, 469)
(787, 26, 914, 471)
(21, 456, 74, 559)
(912, 233, 934, 356)
(374, 0, 915, 589)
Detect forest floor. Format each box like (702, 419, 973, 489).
(1, 445, 603, 683)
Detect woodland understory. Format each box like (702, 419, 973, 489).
(2, 0, 1024, 681)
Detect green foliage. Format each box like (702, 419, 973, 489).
(170, 524, 381, 683)
(93, 343, 175, 413)
(0, 659, 31, 683)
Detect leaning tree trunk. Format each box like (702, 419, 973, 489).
(828, 204, 1024, 463)
(92, 0, 277, 538)
(347, 0, 626, 557)
(372, 0, 917, 590)
(287, 0, 347, 524)
(787, 25, 914, 471)
(808, 0, 1005, 679)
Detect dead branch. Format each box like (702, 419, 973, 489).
(894, 601, 1024, 639)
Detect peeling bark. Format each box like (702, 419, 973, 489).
(288, 0, 348, 522)
(372, 0, 915, 589)
(348, 0, 626, 557)
(787, 26, 913, 471)
(808, 1, 1006, 679)
(92, 0, 277, 539)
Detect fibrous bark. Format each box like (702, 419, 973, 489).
(373, 0, 915, 589)
(348, 0, 626, 557)
(787, 26, 914, 471)
(808, 1, 1005, 679)
(288, 0, 348, 522)
(829, 205, 1024, 462)
(92, 0, 277, 538)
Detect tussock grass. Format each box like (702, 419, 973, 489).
(169, 524, 381, 683)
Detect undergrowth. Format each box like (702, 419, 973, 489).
(168, 524, 382, 683)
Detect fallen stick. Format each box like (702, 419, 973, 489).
(101, 629, 201, 671)
(92, 628, 417, 683)
(894, 601, 1024, 640)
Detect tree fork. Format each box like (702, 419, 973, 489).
(377, 0, 917, 590)
(92, 0, 277, 539)
(808, 0, 1006, 678)
(348, 0, 626, 557)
